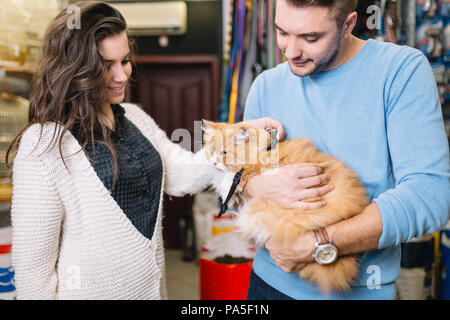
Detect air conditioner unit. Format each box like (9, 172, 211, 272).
(110, 1, 187, 36)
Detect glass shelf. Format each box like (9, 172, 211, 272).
(0, 65, 34, 75)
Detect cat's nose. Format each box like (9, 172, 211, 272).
(213, 162, 217, 166)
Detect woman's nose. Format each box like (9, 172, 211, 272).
(111, 65, 128, 83)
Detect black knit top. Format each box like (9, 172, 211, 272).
(72, 104, 163, 240)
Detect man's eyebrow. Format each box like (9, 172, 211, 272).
(104, 52, 130, 63)
(274, 23, 326, 37)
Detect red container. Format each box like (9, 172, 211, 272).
(200, 258, 253, 300)
(0, 244, 11, 254)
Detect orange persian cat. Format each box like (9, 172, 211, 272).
(202, 120, 369, 294)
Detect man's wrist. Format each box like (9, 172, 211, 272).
(312, 227, 339, 265)
(295, 231, 316, 264)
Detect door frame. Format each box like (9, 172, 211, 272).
(128, 54, 219, 121)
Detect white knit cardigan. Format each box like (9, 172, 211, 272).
(11, 103, 227, 300)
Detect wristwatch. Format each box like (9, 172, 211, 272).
(312, 227, 338, 265)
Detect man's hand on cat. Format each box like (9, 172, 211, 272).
(240, 117, 286, 141)
(265, 232, 316, 273)
(243, 164, 334, 209)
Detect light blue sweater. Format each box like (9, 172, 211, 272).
(243, 38, 450, 300)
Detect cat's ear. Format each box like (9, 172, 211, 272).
(201, 120, 215, 136)
(235, 127, 249, 143)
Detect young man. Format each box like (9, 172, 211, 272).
(243, 0, 450, 300)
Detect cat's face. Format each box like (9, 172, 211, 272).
(202, 120, 272, 171)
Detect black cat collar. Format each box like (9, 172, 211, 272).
(218, 168, 244, 218)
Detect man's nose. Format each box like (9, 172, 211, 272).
(284, 39, 302, 60)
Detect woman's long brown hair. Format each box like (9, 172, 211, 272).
(6, 1, 136, 190)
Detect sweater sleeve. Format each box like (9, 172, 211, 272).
(11, 138, 63, 300)
(374, 52, 450, 249)
(122, 104, 230, 197)
(151, 122, 219, 197)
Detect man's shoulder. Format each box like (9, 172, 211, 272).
(367, 39, 425, 66)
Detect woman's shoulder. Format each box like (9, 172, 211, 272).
(120, 103, 146, 117)
(120, 103, 159, 133)
(17, 122, 78, 159)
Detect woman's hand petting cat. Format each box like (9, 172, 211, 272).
(240, 117, 286, 141)
(242, 164, 334, 209)
(265, 232, 316, 273)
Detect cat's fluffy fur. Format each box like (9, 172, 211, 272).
(202, 120, 369, 295)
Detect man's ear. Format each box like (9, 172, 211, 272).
(235, 127, 249, 143)
(343, 11, 358, 38)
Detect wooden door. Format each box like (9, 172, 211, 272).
(127, 55, 219, 249)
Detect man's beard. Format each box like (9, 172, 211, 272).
(311, 33, 342, 74)
(289, 31, 343, 76)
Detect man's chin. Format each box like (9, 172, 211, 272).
(288, 61, 315, 77)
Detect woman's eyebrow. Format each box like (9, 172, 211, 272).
(104, 52, 130, 63)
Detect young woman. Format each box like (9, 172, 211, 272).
(8, 1, 284, 299)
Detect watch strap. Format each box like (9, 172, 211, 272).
(313, 227, 330, 245)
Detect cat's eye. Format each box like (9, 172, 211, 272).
(222, 151, 227, 155)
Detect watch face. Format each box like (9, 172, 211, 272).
(316, 244, 338, 265)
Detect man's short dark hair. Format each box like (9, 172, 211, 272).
(285, 0, 358, 26)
